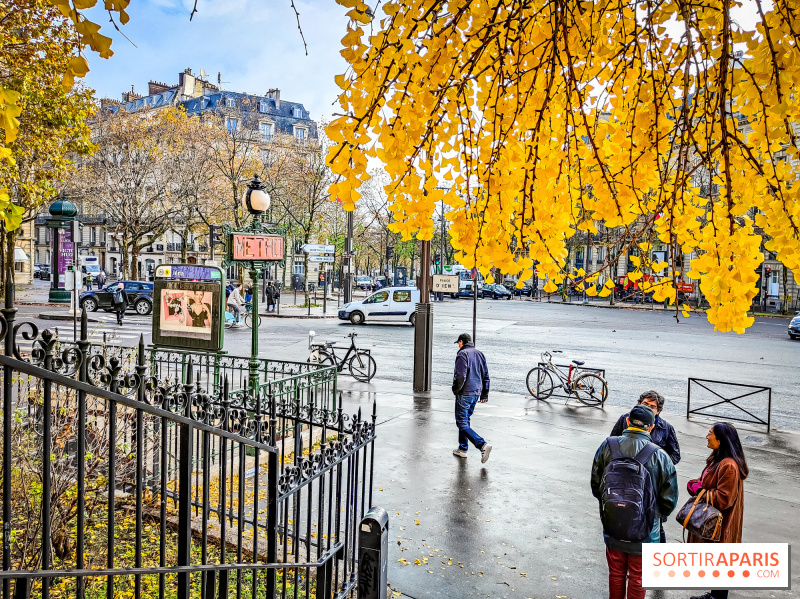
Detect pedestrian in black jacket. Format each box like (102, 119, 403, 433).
(112, 282, 127, 326)
(611, 390, 680, 543)
(451, 333, 492, 463)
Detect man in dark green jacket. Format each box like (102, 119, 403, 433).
(591, 405, 679, 599)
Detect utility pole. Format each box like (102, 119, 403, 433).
(413, 200, 433, 392)
(438, 199, 445, 301)
(344, 210, 353, 303)
(584, 231, 591, 303)
(472, 267, 477, 343)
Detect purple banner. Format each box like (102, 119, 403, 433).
(56, 230, 74, 289)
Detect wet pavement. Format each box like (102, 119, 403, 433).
(336, 378, 799, 598)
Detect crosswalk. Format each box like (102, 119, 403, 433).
(52, 314, 152, 344)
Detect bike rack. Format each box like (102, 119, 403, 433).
(534, 362, 607, 406)
(687, 378, 772, 432)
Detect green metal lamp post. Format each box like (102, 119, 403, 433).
(45, 198, 79, 303)
(241, 176, 272, 391)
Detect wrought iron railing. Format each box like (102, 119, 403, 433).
(0, 290, 374, 599)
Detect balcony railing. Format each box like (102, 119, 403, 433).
(156, 244, 164, 251)
(166, 243, 183, 252)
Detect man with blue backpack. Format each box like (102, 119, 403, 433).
(591, 404, 678, 599)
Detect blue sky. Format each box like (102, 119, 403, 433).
(84, 0, 350, 125)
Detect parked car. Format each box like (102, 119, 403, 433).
(38, 265, 51, 281)
(338, 287, 420, 325)
(790, 311, 800, 340)
(355, 275, 373, 290)
(503, 280, 533, 297)
(80, 281, 154, 315)
(484, 283, 512, 300)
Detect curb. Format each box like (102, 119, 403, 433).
(39, 312, 100, 322)
(17, 302, 69, 308)
(260, 313, 337, 319)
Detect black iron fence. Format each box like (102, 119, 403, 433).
(0, 289, 375, 599)
(687, 378, 772, 432)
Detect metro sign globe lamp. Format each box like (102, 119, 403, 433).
(243, 175, 271, 216)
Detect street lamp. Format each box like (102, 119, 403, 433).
(243, 175, 271, 215)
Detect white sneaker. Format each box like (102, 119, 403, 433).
(453, 448, 468, 458)
(480, 443, 492, 463)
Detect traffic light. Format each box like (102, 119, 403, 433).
(209, 225, 224, 247)
(386, 246, 394, 261)
(434, 253, 441, 265)
(764, 267, 771, 277)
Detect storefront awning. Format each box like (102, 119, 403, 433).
(14, 247, 29, 263)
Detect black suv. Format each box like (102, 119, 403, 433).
(80, 281, 154, 315)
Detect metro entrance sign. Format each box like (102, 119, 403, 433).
(231, 234, 284, 261)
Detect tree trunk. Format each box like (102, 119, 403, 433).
(181, 231, 188, 262)
(131, 246, 140, 281)
(782, 265, 788, 315)
(120, 237, 130, 280)
(0, 225, 7, 300)
(0, 227, 17, 299)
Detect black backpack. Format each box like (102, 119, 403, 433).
(600, 437, 659, 543)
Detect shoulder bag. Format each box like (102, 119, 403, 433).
(675, 488, 723, 542)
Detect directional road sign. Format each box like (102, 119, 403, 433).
(302, 244, 335, 254)
(308, 255, 335, 263)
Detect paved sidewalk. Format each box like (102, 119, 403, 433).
(336, 378, 799, 598)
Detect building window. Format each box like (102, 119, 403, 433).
(294, 261, 305, 275)
(227, 118, 238, 133)
(259, 101, 268, 113)
(260, 149, 269, 162)
(225, 97, 235, 108)
(294, 127, 306, 140)
(260, 123, 272, 141)
(293, 107, 303, 118)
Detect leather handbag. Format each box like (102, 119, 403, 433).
(675, 489, 723, 542)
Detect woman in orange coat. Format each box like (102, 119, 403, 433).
(689, 422, 749, 599)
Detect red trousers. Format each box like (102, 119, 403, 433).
(606, 547, 644, 599)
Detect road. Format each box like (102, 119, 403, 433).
(14, 294, 800, 429)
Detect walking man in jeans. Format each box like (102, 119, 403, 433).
(591, 405, 678, 599)
(451, 333, 492, 463)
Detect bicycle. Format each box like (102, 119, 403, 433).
(526, 350, 608, 406)
(224, 303, 262, 329)
(307, 331, 376, 382)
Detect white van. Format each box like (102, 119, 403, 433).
(338, 287, 420, 325)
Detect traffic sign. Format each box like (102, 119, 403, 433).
(308, 255, 335, 263)
(302, 244, 335, 254)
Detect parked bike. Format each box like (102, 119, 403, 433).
(526, 350, 608, 406)
(307, 331, 376, 382)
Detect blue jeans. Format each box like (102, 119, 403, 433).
(455, 395, 486, 451)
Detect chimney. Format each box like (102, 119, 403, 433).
(268, 88, 281, 109)
(179, 68, 196, 98)
(121, 86, 142, 102)
(148, 81, 171, 95)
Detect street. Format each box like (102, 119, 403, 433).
(17, 288, 800, 430)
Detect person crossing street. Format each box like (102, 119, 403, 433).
(451, 333, 492, 463)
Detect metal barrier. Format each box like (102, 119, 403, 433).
(687, 378, 772, 432)
(0, 288, 375, 599)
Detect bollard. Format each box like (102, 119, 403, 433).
(357, 507, 389, 599)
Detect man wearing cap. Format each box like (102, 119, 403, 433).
(452, 333, 492, 463)
(591, 405, 678, 599)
